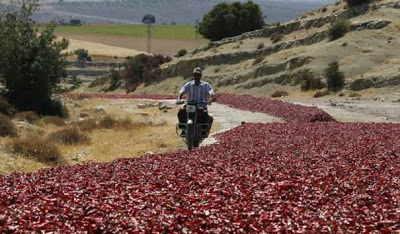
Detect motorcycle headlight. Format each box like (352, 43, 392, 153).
(186, 105, 196, 113)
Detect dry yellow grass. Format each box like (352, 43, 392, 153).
(1, 98, 199, 174)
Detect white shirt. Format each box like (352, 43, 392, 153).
(179, 81, 215, 107)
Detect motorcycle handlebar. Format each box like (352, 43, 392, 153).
(175, 100, 212, 105)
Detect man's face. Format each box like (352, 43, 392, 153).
(194, 73, 201, 82)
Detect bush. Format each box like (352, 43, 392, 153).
(76, 119, 98, 132)
(9, 138, 62, 164)
(325, 61, 345, 91)
(49, 128, 90, 145)
(328, 19, 350, 41)
(257, 42, 265, 50)
(41, 116, 66, 126)
(16, 111, 40, 124)
(0, 114, 17, 137)
(0, 1, 69, 116)
(74, 49, 91, 62)
(313, 90, 330, 98)
(301, 77, 325, 91)
(99, 116, 117, 129)
(252, 57, 264, 66)
(321, 7, 328, 12)
(271, 90, 289, 98)
(349, 92, 361, 98)
(296, 69, 323, 90)
(270, 33, 284, 44)
(0, 98, 16, 117)
(199, 1, 264, 41)
(175, 49, 188, 58)
(122, 54, 172, 92)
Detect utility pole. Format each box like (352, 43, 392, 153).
(195, 19, 199, 40)
(147, 21, 151, 55)
(142, 14, 155, 55)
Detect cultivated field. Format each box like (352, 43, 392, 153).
(52, 24, 202, 40)
(53, 24, 209, 56)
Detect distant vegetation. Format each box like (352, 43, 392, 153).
(199, 1, 264, 41)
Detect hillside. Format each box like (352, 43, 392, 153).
(33, 0, 331, 24)
(85, 0, 399, 99)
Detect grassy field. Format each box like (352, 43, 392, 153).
(44, 24, 201, 40)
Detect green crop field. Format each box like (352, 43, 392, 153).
(45, 24, 201, 40)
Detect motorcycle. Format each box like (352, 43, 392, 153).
(176, 101, 211, 150)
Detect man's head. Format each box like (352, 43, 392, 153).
(193, 67, 202, 83)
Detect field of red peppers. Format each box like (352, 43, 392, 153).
(1, 94, 400, 232)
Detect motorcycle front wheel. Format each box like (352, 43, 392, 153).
(186, 124, 194, 150)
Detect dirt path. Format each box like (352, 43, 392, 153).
(202, 103, 282, 145)
(146, 100, 282, 146)
(287, 99, 400, 123)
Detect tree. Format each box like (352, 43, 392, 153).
(0, 0, 69, 116)
(345, 0, 369, 7)
(199, 1, 264, 41)
(325, 61, 345, 92)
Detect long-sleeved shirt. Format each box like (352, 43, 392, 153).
(178, 80, 215, 107)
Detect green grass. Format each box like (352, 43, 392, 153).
(44, 24, 201, 40)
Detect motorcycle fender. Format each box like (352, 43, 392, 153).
(187, 119, 193, 125)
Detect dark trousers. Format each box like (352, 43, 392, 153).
(178, 108, 213, 130)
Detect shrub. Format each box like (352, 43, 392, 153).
(74, 49, 91, 62)
(252, 56, 264, 66)
(313, 90, 330, 98)
(214, 67, 221, 73)
(349, 92, 361, 98)
(328, 19, 350, 41)
(325, 61, 345, 91)
(339, 93, 345, 97)
(16, 111, 40, 124)
(271, 90, 289, 98)
(0, 113, 17, 137)
(270, 33, 284, 43)
(49, 128, 90, 145)
(76, 119, 98, 132)
(9, 138, 62, 164)
(41, 116, 66, 126)
(123, 54, 172, 92)
(257, 42, 265, 50)
(321, 7, 328, 12)
(0, 98, 16, 117)
(296, 69, 322, 90)
(175, 49, 187, 58)
(301, 77, 325, 91)
(99, 116, 117, 129)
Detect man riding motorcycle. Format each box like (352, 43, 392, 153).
(176, 67, 215, 136)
